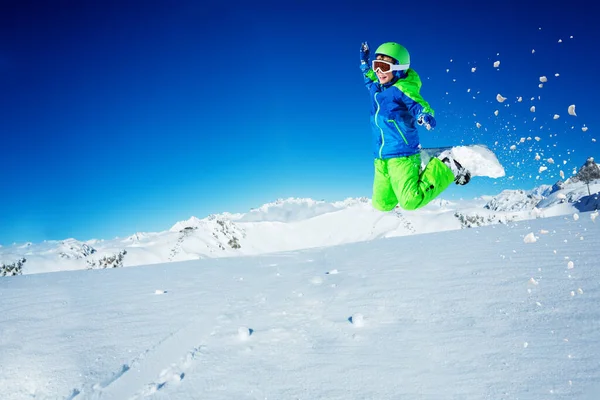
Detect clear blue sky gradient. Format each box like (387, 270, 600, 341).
(1, 0, 598, 244)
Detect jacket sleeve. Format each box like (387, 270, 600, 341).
(395, 69, 435, 118)
(398, 91, 431, 119)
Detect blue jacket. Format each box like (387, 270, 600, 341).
(362, 68, 434, 159)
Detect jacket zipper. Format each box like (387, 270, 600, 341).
(389, 119, 409, 145)
(374, 92, 384, 158)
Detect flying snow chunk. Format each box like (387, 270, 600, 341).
(494, 110, 499, 116)
(452, 145, 506, 178)
(547, 158, 555, 164)
(532, 49, 536, 54)
(496, 94, 507, 103)
(560, 170, 565, 179)
(476, 122, 482, 128)
(529, 277, 539, 285)
(568, 261, 574, 270)
(510, 145, 517, 150)
(350, 313, 365, 327)
(553, 114, 560, 119)
(535, 136, 541, 141)
(573, 213, 579, 221)
(558, 39, 563, 43)
(555, 73, 560, 77)
(568, 105, 576, 116)
(530, 106, 536, 112)
(539, 166, 548, 173)
(535, 153, 541, 161)
(517, 97, 523, 102)
(471, 67, 476, 72)
(539, 84, 544, 88)
(155, 289, 167, 295)
(494, 61, 500, 68)
(540, 76, 548, 82)
(524, 232, 538, 243)
(591, 211, 598, 222)
(582, 126, 588, 132)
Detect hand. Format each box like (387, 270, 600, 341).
(360, 42, 370, 65)
(417, 113, 437, 130)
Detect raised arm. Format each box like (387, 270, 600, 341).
(360, 42, 377, 90)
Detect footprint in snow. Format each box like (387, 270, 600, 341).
(310, 276, 323, 285)
(132, 346, 204, 399)
(238, 326, 254, 341)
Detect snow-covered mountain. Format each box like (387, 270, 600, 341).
(483, 189, 542, 212)
(1, 180, 599, 276)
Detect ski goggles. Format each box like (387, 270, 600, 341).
(371, 59, 409, 73)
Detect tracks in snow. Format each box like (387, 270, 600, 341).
(76, 313, 219, 400)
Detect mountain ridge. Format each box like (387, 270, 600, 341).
(2, 179, 599, 276)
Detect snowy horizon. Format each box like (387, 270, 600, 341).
(2, 173, 599, 277)
(3, 150, 597, 250)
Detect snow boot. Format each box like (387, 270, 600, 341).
(438, 150, 471, 185)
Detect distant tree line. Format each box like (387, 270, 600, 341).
(1, 258, 26, 276)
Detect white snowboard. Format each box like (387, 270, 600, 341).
(420, 144, 505, 178)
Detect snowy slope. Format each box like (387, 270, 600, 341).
(1, 212, 599, 399)
(2, 178, 599, 275)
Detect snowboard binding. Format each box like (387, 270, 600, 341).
(439, 151, 471, 185)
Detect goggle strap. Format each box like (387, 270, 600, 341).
(393, 64, 410, 71)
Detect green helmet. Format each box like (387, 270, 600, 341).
(375, 42, 410, 70)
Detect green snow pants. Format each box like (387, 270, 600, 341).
(372, 154, 455, 211)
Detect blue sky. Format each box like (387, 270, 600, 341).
(1, 0, 598, 244)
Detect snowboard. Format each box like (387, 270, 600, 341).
(420, 144, 505, 179)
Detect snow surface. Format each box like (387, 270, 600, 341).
(1, 213, 600, 399)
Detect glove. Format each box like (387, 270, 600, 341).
(360, 42, 370, 71)
(417, 113, 437, 129)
